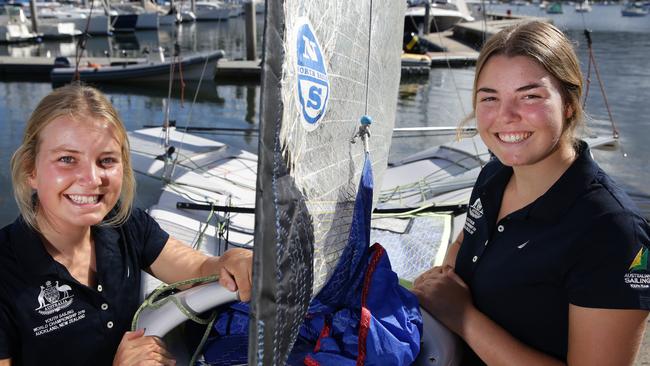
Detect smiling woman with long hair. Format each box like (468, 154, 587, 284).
(0, 84, 253, 366)
(412, 21, 650, 365)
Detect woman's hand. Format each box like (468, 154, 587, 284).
(411, 265, 473, 334)
(113, 329, 175, 366)
(206, 248, 253, 302)
(150, 238, 253, 302)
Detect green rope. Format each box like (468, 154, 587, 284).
(131, 275, 220, 331)
(189, 310, 218, 366)
(193, 203, 217, 251)
(131, 275, 226, 366)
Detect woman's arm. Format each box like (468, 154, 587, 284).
(468, 306, 649, 365)
(414, 266, 650, 365)
(0, 359, 10, 366)
(413, 266, 565, 366)
(442, 231, 463, 268)
(567, 306, 649, 365)
(460, 305, 566, 366)
(148, 237, 253, 301)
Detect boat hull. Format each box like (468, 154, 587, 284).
(50, 50, 224, 86)
(111, 14, 138, 32)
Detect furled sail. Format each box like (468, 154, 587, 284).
(250, 0, 406, 364)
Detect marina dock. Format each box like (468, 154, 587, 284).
(418, 14, 551, 67)
(214, 58, 261, 83)
(0, 15, 550, 83)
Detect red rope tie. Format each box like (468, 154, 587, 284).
(304, 354, 321, 366)
(357, 307, 372, 366)
(178, 55, 186, 107)
(357, 244, 385, 366)
(314, 321, 331, 353)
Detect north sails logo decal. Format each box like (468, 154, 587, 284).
(35, 280, 74, 315)
(469, 198, 483, 219)
(295, 17, 329, 131)
(625, 247, 650, 290)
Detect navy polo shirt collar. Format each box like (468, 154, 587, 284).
(476, 141, 599, 222)
(10, 217, 121, 277)
(527, 141, 599, 220)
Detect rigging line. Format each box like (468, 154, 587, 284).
(163, 60, 176, 150)
(583, 30, 619, 139)
(176, 44, 187, 108)
(430, 10, 481, 165)
(429, 17, 467, 117)
(364, 0, 373, 115)
(579, 7, 588, 30)
(73, 0, 96, 82)
(583, 48, 593, 108)
(170, 54, 212, 178)
(463, 4, 495, 167)
(480, 0, 487, 45)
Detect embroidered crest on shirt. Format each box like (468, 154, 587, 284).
(469, 198, 483, 219)
(35, 280, 74, 315)
(464, 198, 483, 235)
(624, 247, 649, 290)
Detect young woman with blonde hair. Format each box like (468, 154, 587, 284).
(0, 84, 252, 366)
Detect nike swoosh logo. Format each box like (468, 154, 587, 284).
(517, 240, 530, 249)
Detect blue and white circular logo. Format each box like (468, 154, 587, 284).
(295, 17, 329, 131)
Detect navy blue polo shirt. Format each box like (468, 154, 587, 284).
(456, 141, 650, 365)
(0, 208, 168, 365)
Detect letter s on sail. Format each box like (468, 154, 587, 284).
(307, 87, 322, 110)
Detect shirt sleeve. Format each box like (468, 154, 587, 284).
(128, 208, 170, 269)
(566, 212, 650, 310)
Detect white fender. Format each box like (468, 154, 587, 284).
(136, 282, 239, 337)
(414, 307, 461, 366)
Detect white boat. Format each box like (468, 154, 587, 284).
(36, 5, 112, 35)
(405, 0, 475, 33)
(37, 22, 81, 39)
(9, 4, 82, 39)
(112, 4, 159, 29)
(159, 4, 196, 24)
(182, 1, 230, 21)
(223, 0, 244, 17)
(546, 1, 564, 13)
(159, 12, 181, 25)
(50, 49, 224, 86)
(575, 0, 592, 12)
(181, 10, 197, 22)
(621, 2, 649, 16)
(0, 6, 41, 43)
(128, 127, 256, 296)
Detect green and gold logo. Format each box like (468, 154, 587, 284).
(629, 247, 648, 272)
(625, 246, 650, 291)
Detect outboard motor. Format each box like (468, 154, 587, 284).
(53, 57, 71, 68)
(403, 32, 446, 54)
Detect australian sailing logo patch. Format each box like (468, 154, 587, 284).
(295, 17, 329, 131)
(624, 246, 650, 290)
(35, 280, 74, 315)
(469, 198, 483, 219)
